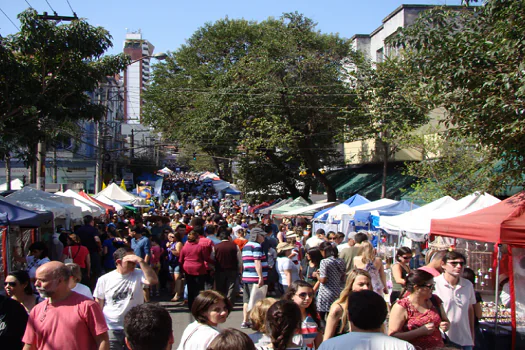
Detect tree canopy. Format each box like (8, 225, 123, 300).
(144, 13, 354, 201)
(0, 9, 129, 169)
(389, 1, 525, 191)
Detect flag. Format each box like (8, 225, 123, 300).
(102, 182, 106, 190)
(120, 179, 126, 190)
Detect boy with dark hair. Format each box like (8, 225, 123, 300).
(319, 290, 415, 350)
(124, 303, 173, 350)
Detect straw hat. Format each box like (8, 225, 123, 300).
(285, 231, 297, 239)
(277, 242, 295, 254)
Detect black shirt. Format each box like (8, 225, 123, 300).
(0, 295, 29, 350)
(76, 224, 99, 253)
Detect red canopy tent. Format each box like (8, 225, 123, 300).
(78, 190, 115, 214)
(430, 192, 525, 347)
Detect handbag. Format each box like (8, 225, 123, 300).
(64, 246, 80, 264)
(430, 295, 461, 349)
(247, 284, 268, 312)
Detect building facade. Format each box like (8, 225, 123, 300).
(123, 31, 155, 124)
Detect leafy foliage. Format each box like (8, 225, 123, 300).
(144, 13, 354, 200)
(388, 1, 525, 189)
(0, 9, 129, 165)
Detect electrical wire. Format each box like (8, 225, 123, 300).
(0, 7, 20, 30)
(24, 0, 34, 9)
(44, 0, 56, 13)
(64, 0, 77, 17)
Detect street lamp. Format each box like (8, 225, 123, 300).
(94, 53, 166, 193)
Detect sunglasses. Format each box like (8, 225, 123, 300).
(420, 283, 435, 290)
(4, 281, 18, 287)
(296, 292, 314, 300)
(448, 261, 466, 266)
(402, 255, 412, 259)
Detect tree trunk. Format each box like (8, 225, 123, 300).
(222, 159, 232, 182)
(211, 157, 222, 179)
(265, 151, 301, 199)
(5, 155, 11, 191)
(300, 139, 337, 202)
(381, 140, 389, 199)
(36, 141, 46, 191)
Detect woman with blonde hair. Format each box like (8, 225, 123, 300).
(323, 269, 372, 341)
(248, 297, 277, 347)
(352, 241, 387, 296)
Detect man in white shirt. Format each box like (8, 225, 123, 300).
(319, 290, 415, 350)
(434, 251, 476, 348)
(305, 228, 327, 250)
(94, 247, 158, 350)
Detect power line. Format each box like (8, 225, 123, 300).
(24, 0, 34, 9)
(44, 0, 56, 14)
(0, 7, 19, 30)
(64, 0, 77, 17)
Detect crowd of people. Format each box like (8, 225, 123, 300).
(1, 173, 483, 350)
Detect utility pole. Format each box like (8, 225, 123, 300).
(130, 129, 135, 158)
(94, 85, 109, 193)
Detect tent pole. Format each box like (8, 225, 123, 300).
(494, 243, 502, 335)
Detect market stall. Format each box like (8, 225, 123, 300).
(259, 198, 292, 215)
(0, 198, 54, 279)
(78, 190, 115, 214)
(430, 192, 525, 348)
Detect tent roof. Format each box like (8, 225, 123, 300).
(354, 200, 418, 223)
(382, 192, 500, 241)
(93, 194, 125, 212)
(431, 192, 525, 247)
(56, 190, 105, 217)
(5, 187, 82, 219)
(78, 191, 115, 213)
(326, 198, 397, 223)
(314, 194, 370, 220)
(94, 183, 139, 204)
(0, 197, 53, 227)
(379, 196, 457, 236)
(271, 197, 310, 215)
(0, 179, 24, 191)
(259, 198, 293, 215)
(275, 202, 337, 218)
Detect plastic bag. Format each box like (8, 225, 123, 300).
(247, 284, 268, 311)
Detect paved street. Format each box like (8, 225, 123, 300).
(152, 292, 248, 348)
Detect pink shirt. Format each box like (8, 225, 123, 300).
(150, 245, 163, 265)
(418, 266, 441, 277)
(23, 291, 108, 350)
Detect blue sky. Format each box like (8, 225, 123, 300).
(1, 0, 465, 56)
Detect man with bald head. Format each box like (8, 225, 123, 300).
(22, 261, 109, 350)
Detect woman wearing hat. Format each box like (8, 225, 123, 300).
(276, 242, 300, 294)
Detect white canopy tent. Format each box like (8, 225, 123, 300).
(56, 190, 105, 217)
(4, 187, 83, 228)
(274, 202, 337, 218)
(93, 194, 125, 212)
(326, 198, 397, 223)
(381, 192, 501, 242)
(0, 178, 24, 191)
(157, 167, 174, 176)
(94, 183, 142, 205)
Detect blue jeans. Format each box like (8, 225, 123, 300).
(108, 329, 126, 350)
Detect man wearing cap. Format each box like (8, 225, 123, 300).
(240, 227, 268, 329)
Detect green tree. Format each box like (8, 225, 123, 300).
(403, 131, 500, 202)
(343, 53, 430, 198)
(144, 13, 353, 201)
(1, 9, 129, 188)
(388, 1, 525, 189)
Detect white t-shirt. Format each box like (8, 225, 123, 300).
(305, 236, 323, 250)
(434, 274, 476, 346)
(318, 332, 415, 350)
(72, 283, 93, 299)
(277, 256, 300, 288)
(93, 269, 146, 329)
(176, 321, 220, 350)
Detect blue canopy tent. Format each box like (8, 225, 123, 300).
(223, 187, 241, 195)
(354, 200, 419, 231)
(313, 194, 370, 221)
(0, 198, 53, 227)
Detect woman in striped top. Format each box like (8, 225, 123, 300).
(283, 280, 323, 349)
